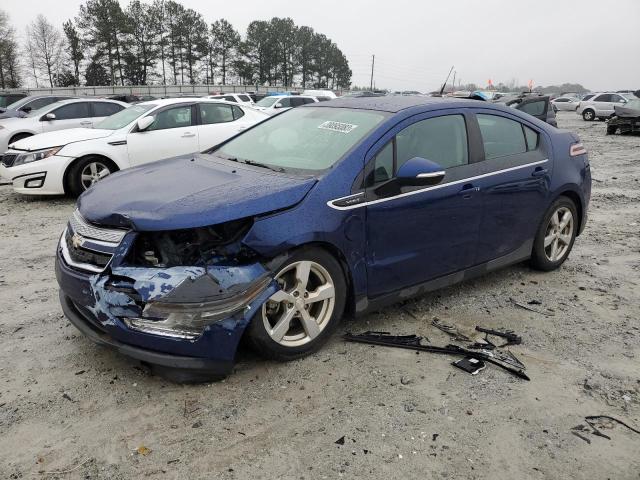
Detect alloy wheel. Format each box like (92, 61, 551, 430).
(544, 206, 574, 262)
(80, 161, 111, 190)
(262, 260, 336, 347)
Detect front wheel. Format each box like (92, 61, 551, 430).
(582, 109, 595, 121)
(67, 156, 114, 197)
(530, 197, 578, 271)
(247, 248, 346, 361)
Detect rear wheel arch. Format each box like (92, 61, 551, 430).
(553, 190, 584, 235)
(63, 154, 119, 195)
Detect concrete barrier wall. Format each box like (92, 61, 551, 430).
(3, 85, 343, 96)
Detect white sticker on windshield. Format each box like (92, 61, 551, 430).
(318, 121, 358, 134)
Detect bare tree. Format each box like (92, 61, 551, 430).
(0, 9, 22, 88)
(26, 14, 64, 87)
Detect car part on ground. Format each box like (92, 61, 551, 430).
(343, 330, 530, 380)
(55, 96, 590, 381)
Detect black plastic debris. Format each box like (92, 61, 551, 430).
(452, 357, 486, 375)
(335, 436, 345, 445)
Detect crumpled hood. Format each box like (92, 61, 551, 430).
(78, 154, 317, 231)
(10, 128, 114, 151)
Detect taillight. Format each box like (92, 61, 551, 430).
(570, 143, 587, 156)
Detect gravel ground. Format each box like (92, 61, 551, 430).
(0, 112, 638, 479)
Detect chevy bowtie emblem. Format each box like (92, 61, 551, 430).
(71, 233, 84, 249)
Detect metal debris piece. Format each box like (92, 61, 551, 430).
(431, 318, 471, 342)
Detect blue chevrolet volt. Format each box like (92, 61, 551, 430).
(56, 96, 591, 381)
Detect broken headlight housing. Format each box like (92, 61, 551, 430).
(13, 146, 63, 166)
(123, 275, 271, 340)
(128, 218, 255, 267)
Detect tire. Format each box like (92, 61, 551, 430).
(66, 156, 114, 197)
(9, 133, 32, 145)
(582, 109, 595, 121)
(530, 196, 579, 271)
(246, 247, 346, 361)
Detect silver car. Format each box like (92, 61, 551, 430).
(577, 92, 634, 121)
(551, 97, 580, 111)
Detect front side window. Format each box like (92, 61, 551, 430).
(25, 97, 56, 111)
(147, 106, 193, 131)
(52, 102, 90, 120)
(92, 102, 124, 117)
(255, 97, 278, 108)
(96, 104, 155, 130)
(200, 103, 234, 124)
(277, 97, 292, 108)
(610, 94, 625, 103)
(223, 96, 237, 102)
(396, 115, 468, 170)
(477, 114, 527, 160)
(217, 107, 386, 173)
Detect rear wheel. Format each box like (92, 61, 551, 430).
(67, 156, 114, 197)
(247, 248, 346, 361)
(582, 109, 595, 121)
(530, 197, 578, 271)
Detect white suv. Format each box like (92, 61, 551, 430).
(253, 95, 319, 115)
(577, 92, 634, 121)
(205, 93, 254, 106)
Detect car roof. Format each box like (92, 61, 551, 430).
(312, 95, 483, 113)
(137, 97, 241, 107)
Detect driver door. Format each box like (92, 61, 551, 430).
(126, 104, 199, 166)
(364, 112, 483, 298)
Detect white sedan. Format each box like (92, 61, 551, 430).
(0, 98, 269, 196)
(551, 97, 580, 111)
(0, 98, 128, 153)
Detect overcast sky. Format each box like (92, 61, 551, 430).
(4, 0, 639, 92)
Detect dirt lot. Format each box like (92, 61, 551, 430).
(0, 112, 639, 479)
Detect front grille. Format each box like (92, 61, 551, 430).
(64, 230, 112, 268)
(69, 209, 127, 244)
(60, 209, 129, 273)
(1, 153, 17, 167)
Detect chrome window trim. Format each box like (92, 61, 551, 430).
(327, 159, 549, 211)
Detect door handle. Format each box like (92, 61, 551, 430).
(80, 121, 92, 126)
(237, 126, 247, 132)
(458, 183, 479, 199)
(181, 132, 196, 138)
(531, 167, 548, 177)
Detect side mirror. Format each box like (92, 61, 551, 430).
(44, 113, 56, 121)
(273, 103, 284, 109)
(137, 116, 155, 131)
(396, 157, 445, 187)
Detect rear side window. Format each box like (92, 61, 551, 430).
(477, 114, 527, 159)
(396, 115, 468, 170)
(52, 102, 90, 120)
(92, 102, 124, 117)
(290, 97, 307, 107)
(303, 97, 317, 104)
(238, 95, 251, 102)
(594, 94, 612, 102)
(231, 105, 244, 120)
(523, 125, 539, 151)
(518, 100, 546, 116)
(200, 103, 234, 124)
(223, 95, 236, 102)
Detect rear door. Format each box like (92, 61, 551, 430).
(41, 102, 92, 133)
(471, 110, 552, 264)
(365, 111, 483, 297)
(196, 102, 247, 150)
(511, 96, 550, 122)
(126, 103, 198, 165)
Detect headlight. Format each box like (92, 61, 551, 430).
(13, 146, 63, 166)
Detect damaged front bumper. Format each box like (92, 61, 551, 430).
(55, 227, 277, 379)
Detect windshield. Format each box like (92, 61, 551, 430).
(256, 97, 279, 107)
(5, 97, 30, 110)
(216, 107, 387, 173)
(95, 104, 156, 130)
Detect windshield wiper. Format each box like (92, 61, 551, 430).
(241, 159, 285, 173)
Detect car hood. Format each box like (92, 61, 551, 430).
(78, 154, 317, 231)
(10, 128, 114, 151)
